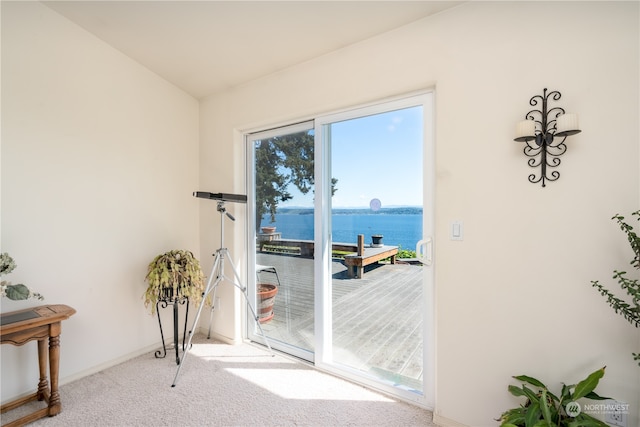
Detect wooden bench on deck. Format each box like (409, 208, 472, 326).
(344, 244, 398, 279)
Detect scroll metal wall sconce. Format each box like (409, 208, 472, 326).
(514, 88, 581, 187)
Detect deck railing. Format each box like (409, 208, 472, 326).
(258, 238, 357, 257)
(258, 236, 399, 278)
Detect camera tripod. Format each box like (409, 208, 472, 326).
(172, 200, 273, 387)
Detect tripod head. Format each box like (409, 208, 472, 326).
(194, 191, 247, 250)
(194, 191, 247, 223)
(217, 201, 235, 222)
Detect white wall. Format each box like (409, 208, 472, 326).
(1, 2, 199, 401)
(1, 1, 637, 425)
(199, 2, 639, 426)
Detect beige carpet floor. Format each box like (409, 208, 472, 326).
(3, 335, 434, 426)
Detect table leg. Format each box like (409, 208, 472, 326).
(48, 329, 62, 416)
(36, 339, 49, 401)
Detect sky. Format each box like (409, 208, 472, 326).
(280, 105, 423, 209)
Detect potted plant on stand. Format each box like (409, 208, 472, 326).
(144, 249, 205, 364)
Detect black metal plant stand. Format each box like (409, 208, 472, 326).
(154, 288, 190, 365)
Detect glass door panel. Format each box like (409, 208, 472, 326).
(247, 122, 315, 361)
(323, 105, 425, 394)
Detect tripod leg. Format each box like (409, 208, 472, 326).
(244, 289, 274, 354)
(206, 284, 218, 339)
(225, 255, 274, 355)
(172, 252, 222, 387)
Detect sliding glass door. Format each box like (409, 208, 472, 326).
(322, 104, 425, 393)
(315, 94, 433, 404)
(247, 121, 316, 361)
(247, 93, 434, 406)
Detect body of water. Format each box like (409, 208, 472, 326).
(261, 208, 423, 251)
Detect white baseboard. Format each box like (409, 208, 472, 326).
(57, 340, 167, 388)
(2, 328, 246, 407)
(433, 413, 470, 427)
(58, 327, 241, 390)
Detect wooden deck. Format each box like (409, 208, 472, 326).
(256, 252, 424, 391)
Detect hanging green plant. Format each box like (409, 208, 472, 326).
(0, 253, 44, 301)
(144, 250, 205, 314)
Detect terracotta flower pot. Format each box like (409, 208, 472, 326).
(261, 226, 276, 234)
(257, 283, 278, 323)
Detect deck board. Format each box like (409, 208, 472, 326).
(256, 252, 424, 390)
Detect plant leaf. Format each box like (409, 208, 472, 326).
(539, 390, 553, 425)
(560, 383, 572, 403)
(5, 284, 30, 300)
(573, 367, 605, 401)
(499, 407, 526, 426)
(514, 375, 546, 388)
(509, 385, 526, 397)
(521, 385, 540, 404)
(524, 401, 541, 427)
(584, 391, 611, 401)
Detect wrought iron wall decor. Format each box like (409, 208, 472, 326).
(514, 88, 581, 187)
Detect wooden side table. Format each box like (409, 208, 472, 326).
(0, 304, 76, 427)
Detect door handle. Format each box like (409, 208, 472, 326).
(416, 237, 433, 266)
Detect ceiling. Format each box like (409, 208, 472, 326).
(43, 1, 462, 99)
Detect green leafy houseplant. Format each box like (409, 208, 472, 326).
(591, 211, 640, 365)
(498, 367, 610, 427)
(0, 253, 43, 301)
(144, 250, 205, 314)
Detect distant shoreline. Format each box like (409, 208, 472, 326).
(276, 207, 423, 215)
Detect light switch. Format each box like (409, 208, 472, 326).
(451, 221, 463, 241)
